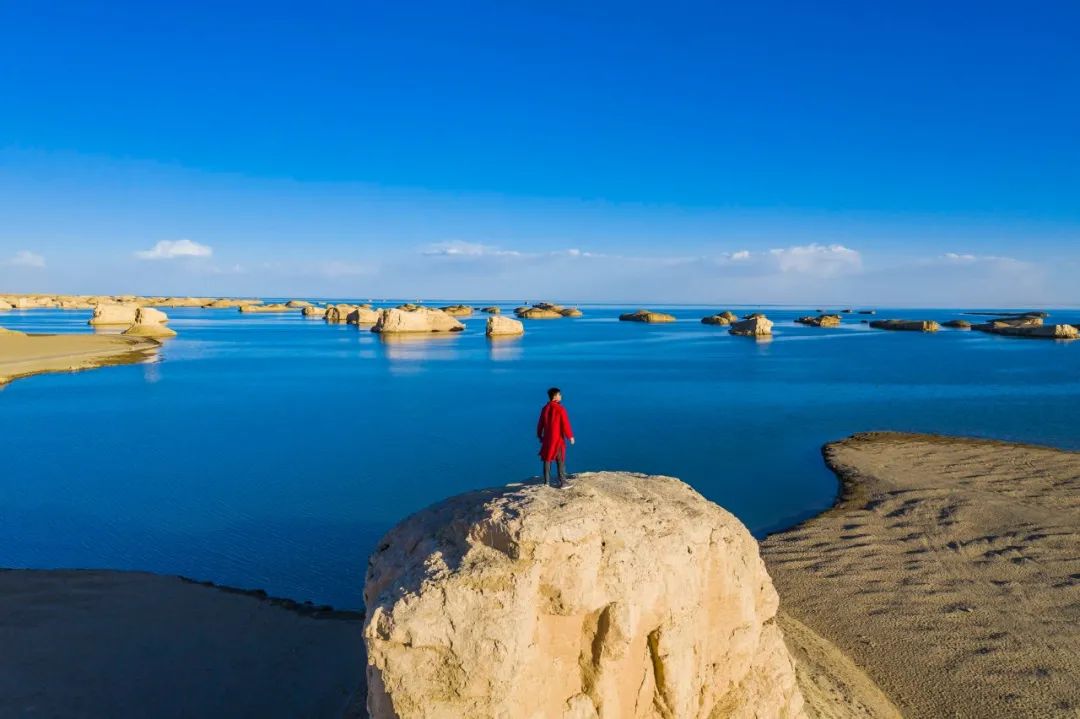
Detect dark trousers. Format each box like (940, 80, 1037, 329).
(542, 457, 566, 484)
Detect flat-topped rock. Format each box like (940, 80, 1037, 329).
(480, 306, 501, 314)
(372, 307, 464, 333)
(943, 319, 971, 328)
(364, 472, 806, 719)
(203, 298, 262, 309)
(346, 307, 380, 325)
(517, 307, 564, 319)
(438, 304, 473, 317)
(88, 304, 140, 326)
(869, 319, 940, 332)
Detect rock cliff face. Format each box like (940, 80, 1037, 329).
(88, 304, 140, 326)
(122, 308, 176, 338)
(364, 472, 806, 719)
(729, 316, 773, 337)
(486, 315, 525, 337)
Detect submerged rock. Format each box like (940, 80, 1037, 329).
(372, 307, 465, 333)
(363, 472, 806, 719)
(730, 315, 774, 337)
(619, 309, 676, 323)
(795, 314, 841, 327)
(88, 304, 140, 326)
(869, 319, 940, 332)
(485, 315, 525, 337)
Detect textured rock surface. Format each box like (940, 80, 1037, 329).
(122, 308, 177, 338)
(983, 323, 1078, 339)
(619, 309, 676, 323)
(88, 303, 140, 326)
(795, 315, 841, 328)
(364, 472, 806, 719)
(485, 315, 525, 337)
(347, 307, 381, 325)
(518, 307, 564, 319)
(701, 314, 732, 325)
(868, 319, 939, 332)
(730, 316, 773, 337)
(439, 305, 473, 316)
(325, 305, 360, 323)
(372, 307, 465, 333)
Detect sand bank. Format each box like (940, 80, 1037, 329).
(0, 332, 160, 385)
(762, 432, 1080, 718)
(0, 570, 366, 718)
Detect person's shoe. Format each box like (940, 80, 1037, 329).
(550, 477, 563, 489)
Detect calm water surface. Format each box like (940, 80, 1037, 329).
(3, 304, 1079, 609)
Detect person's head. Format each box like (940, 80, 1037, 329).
(547, 387, 562, 402)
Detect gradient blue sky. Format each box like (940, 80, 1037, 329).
(2, 1, 1077, 304)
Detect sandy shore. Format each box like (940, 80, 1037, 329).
(762, 432, 1080, 718)
(0, 570, 366, 718)
(0, 332, 160, 385)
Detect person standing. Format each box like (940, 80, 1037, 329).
(537, 387, 575, 487)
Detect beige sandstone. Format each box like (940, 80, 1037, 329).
(795, 315, 841, 328)
(88, 304, 140, 326)
(518, 307, 564, 319)
(560, 307, 584, 318)
(730, 316, 774, 337)
(868, 320, 939, 332)
(480, 306, 501, 314)
(485, 315, 525, 337)
(619, 309, 676, 323)
(439, 305, 473, 317)
(347, 307, 380, 325)
(364, 472, 806, 719)
(324, 305, 360, 323)
(122, 308, 177, 338)
(286, 300, 313, 308)
(203, 298, 262, 309)
(239, 303, 293, 313)
(301, 305, 327, 318)
(372, 307, 464, 334)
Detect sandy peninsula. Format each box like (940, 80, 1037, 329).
(0, 332, 160, 385)
(0, 570, 366, 718)
(762, 432, 1080, 718)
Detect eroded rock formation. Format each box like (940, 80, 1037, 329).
(88, 304, 140, 326)
(619, 309, 676, 323)
(795, 314, 841, 328)
(372, 307, 465, 333)
(122, 308, 176, 338)
(730, 315, 773, 337)
(364, 472, 806, 719)
(485, 315, 525, 337)
(869, 319, 940, 332)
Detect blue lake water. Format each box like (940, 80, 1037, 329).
(3, 304, 1079, 609)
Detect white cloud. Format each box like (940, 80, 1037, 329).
(766, 243, 862, 277)
(940, 252, 1024, 266)
(421, 241, 526, 258)
(729, 250, 751, 261)
(136, 239, 213, 260)
(5, 250, 46, 268)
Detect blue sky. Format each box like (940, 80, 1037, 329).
(1, 1, 1077, 304)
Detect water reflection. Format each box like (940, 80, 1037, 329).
(487, 336, 523, 361)
(377, 332, 463, 365)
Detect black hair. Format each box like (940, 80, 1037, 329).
(547, 387, 561, 400)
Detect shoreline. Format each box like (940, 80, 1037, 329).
(762, 432, 1080, 718)
(0, 332, 162, 386)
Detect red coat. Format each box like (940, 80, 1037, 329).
(537, 401, 574, 461)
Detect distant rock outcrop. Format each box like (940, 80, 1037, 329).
(302, 305, 327, 318)
(286, 300, 313, 308)
(203, 299, 262, 309)
(517, 307, 564, 319)
(439, 305, 473, 317)
(869, 319, 940, 332)
(619, 309, 676, 323)
(559, 307, 583, 318)
(239, 303, 293, 313)
(943, 319, 971, 329)
(480, 306, 501, 315)
(701, 314, 731, 325)
(977, 323, 1078, 340)
(122, 308, 176, 338)
(485, 315, 525, 337)
(372, 308, 465, 334)
(364, 472, 806, 719)
(730, 315, 774, 337)
(795, 314, 841, 327)
(88, 304, 140, 326)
